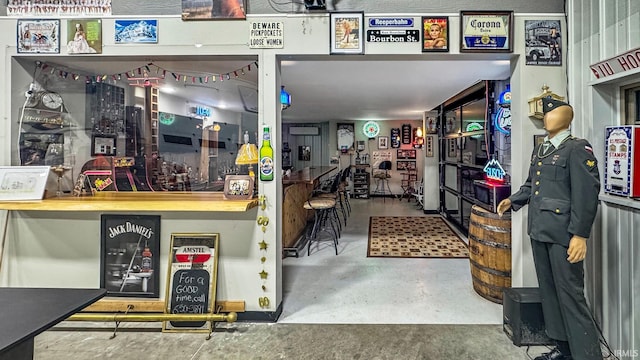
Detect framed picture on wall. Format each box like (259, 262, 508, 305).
(337, 123, 355, 152)
(460, 11, 513, 52)
(299, 145, 311, 161)
(17, 19, 60, 54)
(397, 160, 416, 171)
(378, 136, 389, 150)
(181, 0, 247, 20)
(100, 215, 161, 298)
(67, 19, 102, 54)
(115, 20, 158, 43)
(330, 11, 364, 55)
(422, 17, 449, 52)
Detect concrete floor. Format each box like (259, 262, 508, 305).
(34, 196, 548, 359)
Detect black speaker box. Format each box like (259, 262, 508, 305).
(503, 287, 555, 346)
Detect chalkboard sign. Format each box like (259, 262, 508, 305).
(163, 233, 219, 333)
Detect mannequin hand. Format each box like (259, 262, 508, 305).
(497, 199, 511, 217)
(567, 235, 587, 263)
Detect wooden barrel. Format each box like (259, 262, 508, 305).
(468, 205, 512, 304)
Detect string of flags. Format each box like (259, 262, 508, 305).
(39, 61, 259, 85)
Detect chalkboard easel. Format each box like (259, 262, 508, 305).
(162, 233, 219, 333)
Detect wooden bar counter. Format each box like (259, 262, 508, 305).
(0, 192, 258, 212)
(282, 166, 337, 256)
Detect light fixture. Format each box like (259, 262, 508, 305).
(528, 84, 565, 120)
(236, 132, 259, 178)
(413, 127, 424, 149)
(280, 85, 291, 110)
(212, 123, 221, 132)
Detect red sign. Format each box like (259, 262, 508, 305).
(590, 47, 640, 79)
(174, 246, 212, 263)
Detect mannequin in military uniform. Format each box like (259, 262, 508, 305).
(497, 98, 602, 360)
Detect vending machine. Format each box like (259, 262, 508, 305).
(604, 126, 640, 197)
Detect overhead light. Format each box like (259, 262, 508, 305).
(213, 123, 221, 132)
(304, 0, 326, 10)
(281, 85, 291, 110)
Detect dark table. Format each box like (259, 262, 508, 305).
(0, 288, 106, 360)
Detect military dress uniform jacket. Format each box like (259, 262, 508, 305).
(509, 137, 600, 246)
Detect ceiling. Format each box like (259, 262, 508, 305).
(33, 55, 512, 123)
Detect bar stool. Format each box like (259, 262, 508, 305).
(304, 197, 339, 255)
(372, 160, 393, 202)
(314, 172, 346, 231)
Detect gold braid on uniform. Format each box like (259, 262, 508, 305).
(537, 136, 574, 159)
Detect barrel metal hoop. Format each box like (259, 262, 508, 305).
(471, 205, 511, 220)
(469, 220, 511, 234)
(469, 258, 512, 277)
(468, 233, 511, 249)
(471, 273, 510, 291)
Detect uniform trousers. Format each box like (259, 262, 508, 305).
(531, 239, 602, 360)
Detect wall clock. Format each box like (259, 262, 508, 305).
(362, 121, 380, 138)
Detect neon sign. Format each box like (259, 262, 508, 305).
(195, 105, 211, 117)
(495, 84, 511, 134)
(483, 158, 506, 182)
(494, 107, 511, 134)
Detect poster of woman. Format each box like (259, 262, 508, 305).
(181, 0, 246, 20)
(422, 17, 449, 52)
(67, 19, 102, 54)
(524, 20, 561, 66)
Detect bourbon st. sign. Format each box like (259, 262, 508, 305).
(590, 47, 640, 79)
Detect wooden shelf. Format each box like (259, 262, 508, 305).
(0, 192, 258, 212)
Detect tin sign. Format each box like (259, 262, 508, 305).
(369, 18, 414, 27)
(604, 126, 640, 197)
(249, 21, 283, 48)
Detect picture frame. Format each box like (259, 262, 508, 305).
(299, 145, 311, 161)
(163, 233, 219, 333)
(330, 11, 364, 55)
(91, 134, 117, 156)
(337, 123, 355, 152)
(397, 160, 416, 171)
(534, 134, 546, 148)
(17, 19, 60, 54)
(67, 19, 102, 54)
(223, 175, 254, 200)
(181, 0, 247, 20)
(378, 136, 389, 150)
(425, 136, 435, 157)
(524, 20, 561, 66)
(115, 20, 158, 43)
(396, 149, 417, 159)
(460, 11, 513, 52)
(100, 215, 161, 298)
(0, 166, 50, 201)
(422, 17, 449, 52)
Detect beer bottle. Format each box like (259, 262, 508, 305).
(260, 126, 274, 181)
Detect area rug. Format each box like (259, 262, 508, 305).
(367, 216, 469, 258)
